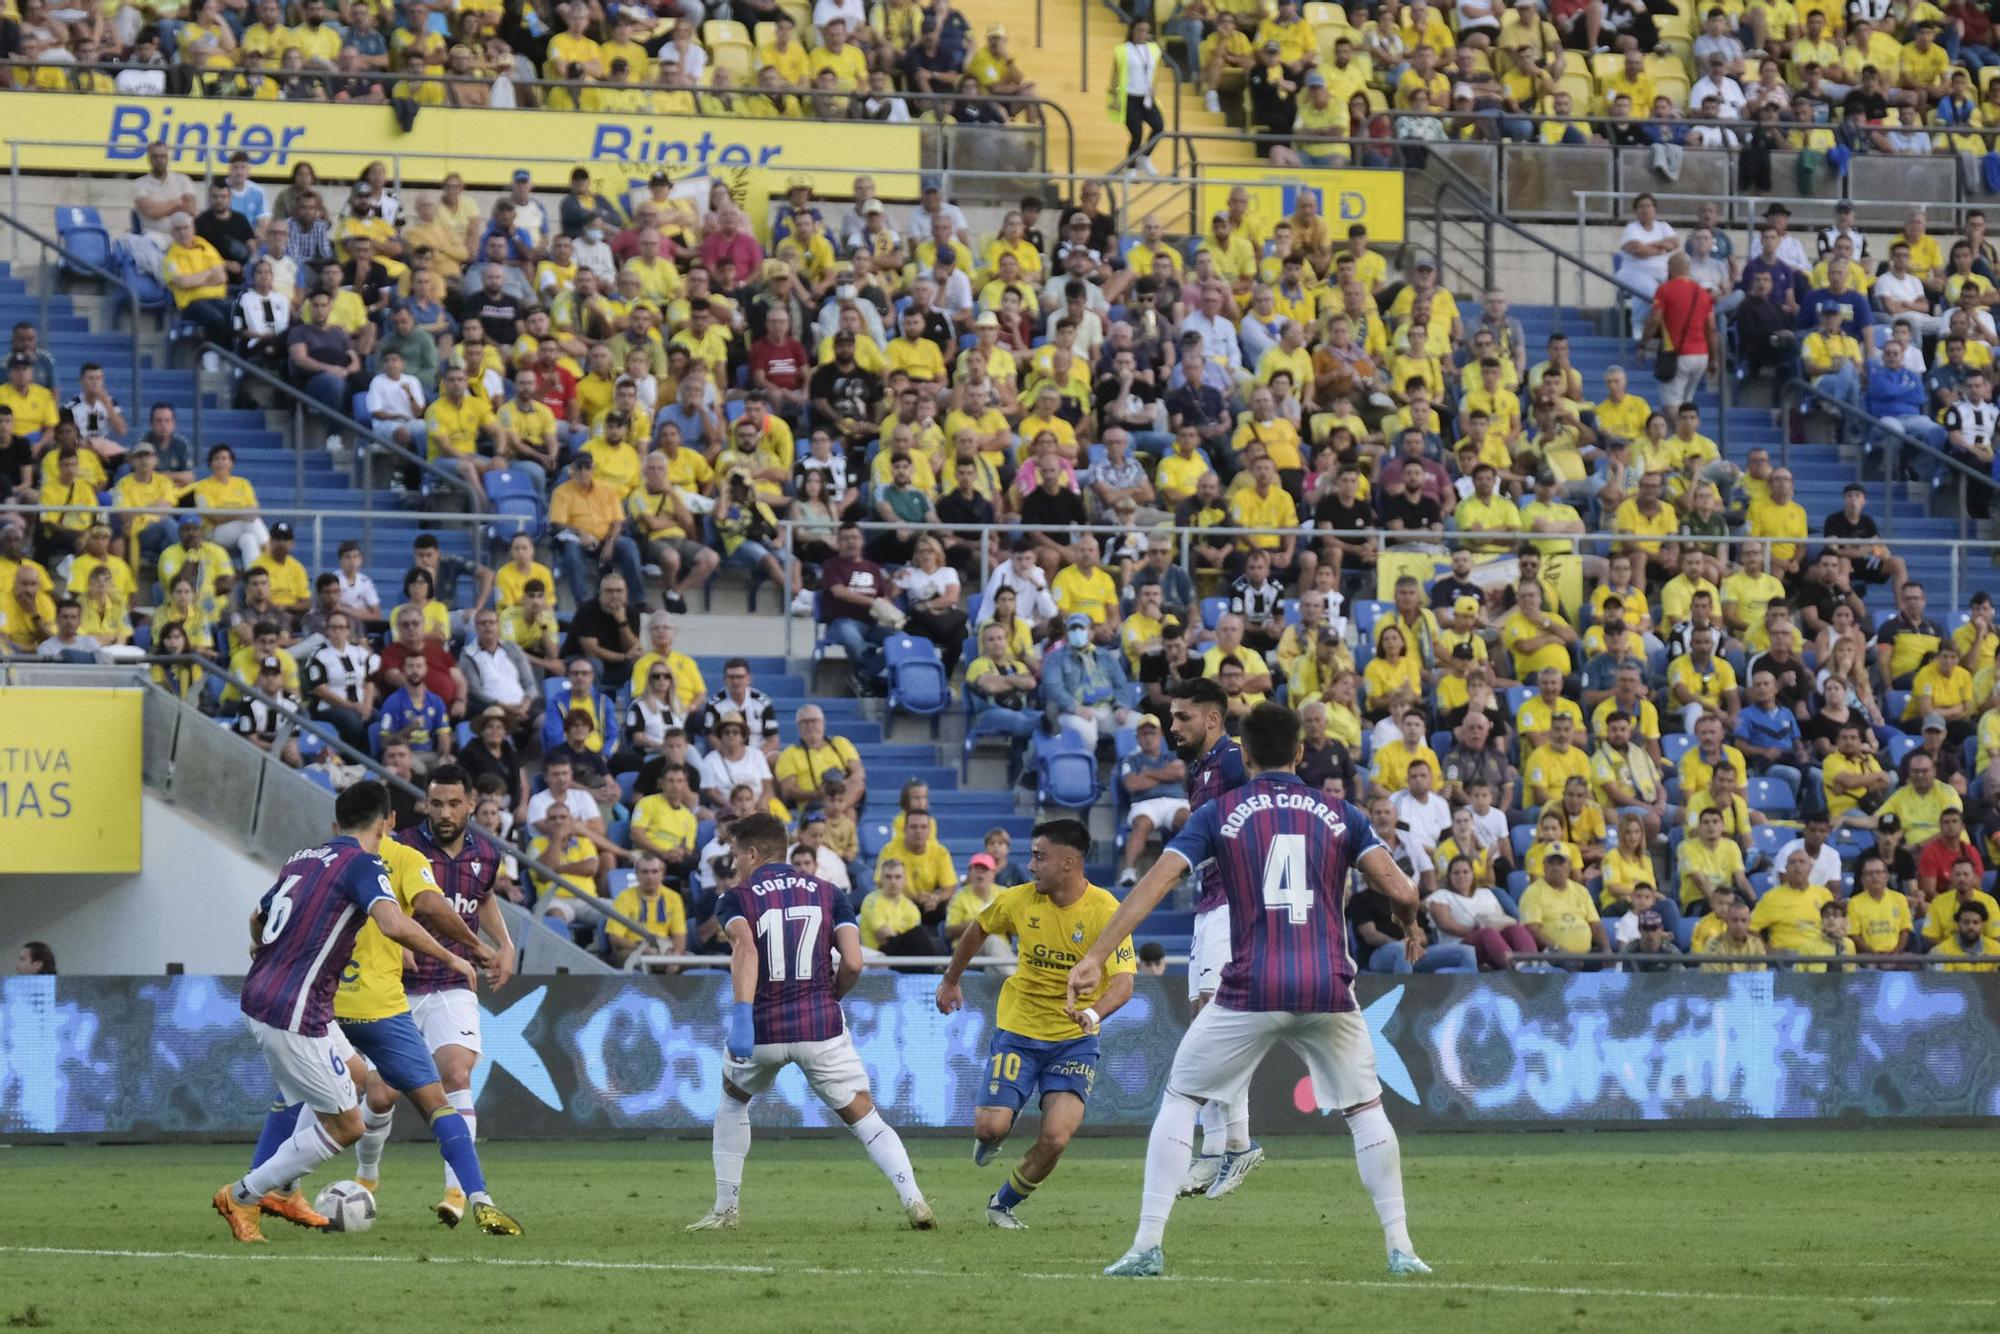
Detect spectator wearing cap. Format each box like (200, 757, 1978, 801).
(246, 522, 310, 620)
(1619, 908, 1683, 971)
(1044, 610, 1137, 746)
(944, 852, 1017, 972)
(697, 657, 781, 758)
(1116, 714, 1189, 885)
(229, 653, 303, 764)
(1520, 847, 1607, 965)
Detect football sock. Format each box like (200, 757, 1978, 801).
(1134, 1090, 1200, 1250)
(993, 1167, 1038, 1211)
(1197, 1099, 1227, 1157)
(713, 1095, 752, 1213)
(355, 1103, 394, 1180)
(249, 1101, 299, 1173)
(428, 1106, 487, 1198)
(239, 1114, 342, 1202)
(443, 1088, 476, 1194)
(1225, 1104, 1251, 1155)
(850, 1109, 924, 1208)
(1345, 1102, 1413, 1256)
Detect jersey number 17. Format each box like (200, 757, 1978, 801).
(756, 905, 824, 981)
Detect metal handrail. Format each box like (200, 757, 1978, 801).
(1506, 950, 2000, 969)
(0, 501, 489, 574)
(1781, 377, 1998, 542)
(124, 651, 663, 942)
(0, 209, 144, 408)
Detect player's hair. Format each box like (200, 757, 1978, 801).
(335, 780, 393, 831)
(729, 812, 789, 863)
(1241, 702, 1304, 771)
(1033, 818, 1092, 856)
(427, 762, 471, 792)
(1173, 677, 1228, 713)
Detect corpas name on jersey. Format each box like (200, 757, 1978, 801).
(742, 873, 820, 897)
(1219, 791, 1345, 837)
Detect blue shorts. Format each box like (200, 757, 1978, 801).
(980, 1029, 1100, 1113)
(340, 1012, 441, 1093)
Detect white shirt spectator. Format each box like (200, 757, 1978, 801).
(1684, 121, 1740, 148)
(896, 561, 960, 607)
(1688, 74, 1744, 111)
(237, 286, 292, 341)
(335, 568, 381, 618)
(1774, 838, 1842, 889)
(1619, 215, 1677, 288)
(1045, 307, 1105, 362)
(115, 64, 168, 95)
(526, 785, 597, 829)
(812, 0, 868, 31)
(1391, 788, 1453, 853)
(906, 200, 970, 246)
(980, 561, 1060, 625)
(573, 234, 616, 284)
(462, 641, 529, 707)
(366, 370, 426, 423)
(1872, 269, 1929, 312)
(1179, 308, 1244, 371)
(699, 745, 773, 800)
(133, 165, 199, 245)
(1042, 271, 1111, 316)
(932, 267, 974, 321)
(813, 845, 852, 890)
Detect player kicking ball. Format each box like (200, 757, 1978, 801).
(935, 818, 1137, 1230)
(1069, 704, 1431, 1280)
(688, 813, 936, 1232)
(355, 765, 516, 1228)
(216, 782, 481, 1243)
(1166, 679, 1258, 1198)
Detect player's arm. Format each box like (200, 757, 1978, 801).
(832, 922, 863, 1000)
(367, 898, 478, 986)
(247, 907, 266, 959)
(935, 916, 988, 1013)
(477, 894, 517, 989)
(1355, 844, 1421, 921)
(723, 913, 758, 1059)
(1093, 969, 1135, 1023)
(410, 888, 497, 966)
(1067, 845, 1192, 1013)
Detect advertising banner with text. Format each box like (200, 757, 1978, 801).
(5, 970, 1998, 1141)
(0, 687, 142, 874)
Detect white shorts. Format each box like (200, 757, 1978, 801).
(1187, 903, 1231, 1001)
(722, 1030, 870, 1110)
(1128, 796, 1191, 832)
(248, 1015, 361, 1115)
(410, 988, 482, 1055)
(1167, 1004, 1380, 1113)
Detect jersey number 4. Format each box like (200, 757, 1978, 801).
(1259, 833, 1313, 924)
(755, 905, 824, 981)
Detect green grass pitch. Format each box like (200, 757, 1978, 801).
(0, 1129, 1989, 1333)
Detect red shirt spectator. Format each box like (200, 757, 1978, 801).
(818, 528, 888, 625)
(1653, 275, 1713, 356)
(535, 358, 578, 422)
(750, 334, 809, 392)
(699, 219, 764, 278)
(379, 636, 461, 708)
(1918, 829, 1984, 891)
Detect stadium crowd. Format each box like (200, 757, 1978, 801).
(3, 55, 2000, 970)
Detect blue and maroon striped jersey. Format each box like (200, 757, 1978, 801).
(716, 862, 859, 1044)
(401, 823, 501, 996)
(240, 837, 394, 1036)
(1166, 774, 1380, 1014)
(1184, 735, 1248, 913)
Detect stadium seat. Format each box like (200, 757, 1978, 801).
(1033, 730, 1102, 811)
(55, 206, 111, 280)
(1510, 824, 1535, 861)
(1744, 777, 1791, 815)
(1886, 733, 1921, 768)
(1661, 732, 1695, 768)
(1752, 823, 1788, 862)
(1200, 596, 1228, 631)
(861, 820, 896, 860)
(885, 635, 950, 725)
(484, 469, 545, 542)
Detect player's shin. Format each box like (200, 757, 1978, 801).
(1197, 1099, 1228, 1157)
(249, 1101, 302, 1173)
(1225, 1103, 1251, 1154)
(238, 1115, 343, 1203)
(713, 1094, 752, 1213)
(355, 1103, 394, 1182)
(1345, 1101, 1414, 1258)
(428, 1106, 488, 1201)
(442, 1088, 476, 1193)
(849, 1109, 924, 1208)
(1135, 1090, 1201, 1250)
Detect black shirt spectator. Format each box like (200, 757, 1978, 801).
(1733, 286, 1796, 380)
(1297, 734, 1356, 793)
(1019, 484, 1088, 545)
(196, 204, 256, 277)
(459, 732, 523, 806)
(1379, 489, 1443, 533)
(285, 317, 352, 386)
(342, 257, 398, 310)
(809, 357, 881, 437)
(467, 290, 525, 345)
(562, 595, 645, 688)
(1429, 570, 1482, 609)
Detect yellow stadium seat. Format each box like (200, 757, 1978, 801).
(1365, 86, 1387, 111)
(703, 19, 751, 47)
(1558, 68, 1596, 106)
(1305, 2, 1350, 28)
(1655, 40, 1693, 75)
(1654, 12, 1691, 40)
(710, 39, 755, 80)
(1983, 64, 2000, 94)
(1654, 72, 1690, 107)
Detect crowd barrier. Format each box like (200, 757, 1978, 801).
(7, 970, 1999, 1140)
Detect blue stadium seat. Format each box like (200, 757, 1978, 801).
(484, 469, 545, 541)
(1353, 600, 1391, 636)
(1510, 825, 1535, 861)
(1661, 732, 1695, 768)
(1751, 822, 1788, 862)
(1886, 733, 1921, 768)
(1033, 729, 1102, 811)
(1744, 777, 1791, 814)
(1200, 596, 1228, 630)
(884, 635, 950, 723)
(860, 820, 896, 860)
(55, 206, 111, 280)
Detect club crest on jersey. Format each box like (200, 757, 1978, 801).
(1071, 924, 1086, 944)
(1027, 916, 1041, 929)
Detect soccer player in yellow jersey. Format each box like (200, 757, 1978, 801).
(935, 818, 1137, 1229)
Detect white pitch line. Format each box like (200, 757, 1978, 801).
(2, 1246, 1992, 1310)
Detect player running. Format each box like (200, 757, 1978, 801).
(1071, 703, 1431, 1279)
(1167, 678, 1258, 1198)
(935, 817, 1137, 1230)
(688, 813, 936, 1232)
(215, 782, 480, 1243)
(364, 764, 516, 1226)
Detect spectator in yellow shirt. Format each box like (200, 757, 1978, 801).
(607, 851, 688, 966)
(162, 212, 235, 349)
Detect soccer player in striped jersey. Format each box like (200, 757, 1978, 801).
(687, 813, 936, 1232)
(216, 782, 477, 1243)
(1167, 678, 1257, 1198)
(1070, 703, 1432, 1279)
(389, 765, 515, 1223)
(935, 818, 1137, 1229)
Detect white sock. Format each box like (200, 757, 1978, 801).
(849, 1109, 924, 1207)
(444, 1088, 476, 1193)
(280, 1103, 316, 1194)
(240, 1115, 342, 1201)
(1225, 1103, 1250, 1154)
(1197, 1099, 1227, 1157)
(355, 1103, 394, 1181)
(1134, 1091, 1200, 1250)
(1346, 1102, 1414, 1256)
(713, 1096, 751, 1213)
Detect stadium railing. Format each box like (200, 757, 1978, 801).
(0, 501, 490, 575)
(1506, 951, 2000, 969)
(1779, 378, 2000, 542)
(0, 210, 145, 408)
(619, 951, 1051, 972)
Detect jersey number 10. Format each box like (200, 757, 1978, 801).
(756, 905, 825, 981)
(1260, 833, 1312, 924)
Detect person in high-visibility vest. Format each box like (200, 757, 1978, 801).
(1108, 21, 1167, 173)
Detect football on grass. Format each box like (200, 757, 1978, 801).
(314, 1180, 377, 1232)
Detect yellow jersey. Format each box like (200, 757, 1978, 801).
(608, 886, 688, 944)
(333, 835, 443, 1022)
(1846, 890, 1912, 952)
(1749, 882, 1834, 954)
(977, 882, 1136, 1042)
